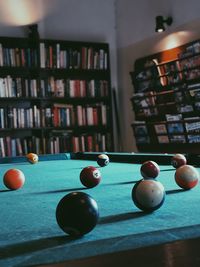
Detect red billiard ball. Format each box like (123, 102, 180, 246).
(80, 166, 101, 188)
(132, 179, 165, 212)
(140, 161, 160, 179)
(26, 153, 38, 164)
(175, 165, 199, 190)
(56, 192, 99, 236)
(97, 154, 109, 167)
(171, 154, 187, 169)
(3, 169, 25, 190)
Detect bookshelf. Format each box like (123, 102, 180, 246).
(0, 36, 113, 157)
(130, 38, 200, 153)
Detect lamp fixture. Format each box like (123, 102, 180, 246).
(155, 16, 173, 32)
(28, 24, 39, 40)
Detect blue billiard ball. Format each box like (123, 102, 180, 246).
(132, 179, 165, 212)
(97, 154, 109, 167)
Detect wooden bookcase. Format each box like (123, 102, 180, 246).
(0, 36, 113, 157)
(130, 38, 200, 153)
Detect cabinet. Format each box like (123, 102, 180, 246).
(0, 36, 113, 157)
(130, 39, 200, 153)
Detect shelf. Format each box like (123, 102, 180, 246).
(130, 38, 200, 153)
(0, 35, 113, 156)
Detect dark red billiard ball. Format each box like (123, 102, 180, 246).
(97, 154, 109, 167)
(175, 165, 199, 190)
(80, 166, 101, 188)
(140, 161, 160, 179)
(171, 153, 187, 169)
(132, 179, 165, 212)
(56, 192, 99, 236)
(3, 168, 25, 190)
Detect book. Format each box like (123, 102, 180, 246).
(187, 135, 200, 143)
(133, 124, 148, 136)
(154, 123, 167, 134)
(185, 120, 200, 133)
(157, 135, 169, 144)
(169, 135, 186, 143)
(135, 135, 150, 144)
(167, 122, 184, 134)
(165, 114, 182, 121)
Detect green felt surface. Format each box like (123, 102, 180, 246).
(0, 156, 200, 267)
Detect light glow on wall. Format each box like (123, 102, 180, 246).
(155, 30, 196, 51)
(0, 0, 54, 26)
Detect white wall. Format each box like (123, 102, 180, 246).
(0, 0, 119, 149)
(116, 0, 200, 152)
(0, 0, 118, 87)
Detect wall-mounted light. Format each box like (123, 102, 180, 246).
(28, 24, 39, 40)
(155, 16, 173, 32)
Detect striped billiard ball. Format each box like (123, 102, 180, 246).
(171, 154, 187, 169)
(175, 165, 199, 190)
(97, 154, 109, 167)
(132, 179, 165, 212)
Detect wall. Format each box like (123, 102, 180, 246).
(116, 0, 200, 152)
(0, 0, 119, 149)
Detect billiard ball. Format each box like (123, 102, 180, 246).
(97, 154, 109, 167)
(171, 154, 187, 169)
(140, 161, 160, 179)
(3, 169, 25, 190)
(132, 179, 165, 212)
(175, 165, 199, 190)
(26, 153, 38, 164)
(80, 166, 101, 188)
(56, 192, 99, 236)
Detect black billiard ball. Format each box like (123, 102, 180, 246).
(56, 192, 99, 237)
(132, 179, 165, 212)
(97, 154, 109, 167)
(140, 160, 160, 179)
(80, 166, 101, 188)
(171, 153, 187, 169)
(175, 165, 199, 189)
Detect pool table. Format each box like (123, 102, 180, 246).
(0, 152, 200, 267)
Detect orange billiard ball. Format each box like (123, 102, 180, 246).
(3, 169, 25, 190)
(26, 153, 39, 164)
(175, 165, 199, 190)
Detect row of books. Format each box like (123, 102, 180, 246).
(132, 89, 200, 118)
(0, 43, 109, 70)
(157, 134, 200, 144)
(0, 76, 109, 98)
(132, 116, 200, 145)
(134, 49, 200, 92)
(49, 132, 110, 153)
(40, 43, 108, 70)
(0, 45, 38, 67)
(53, 103, 108, 127)
(0, 133, 111, 157)
(178, 41, 200, 58)
(134, 133, 200, 144)
(0, 103, 109, 129)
